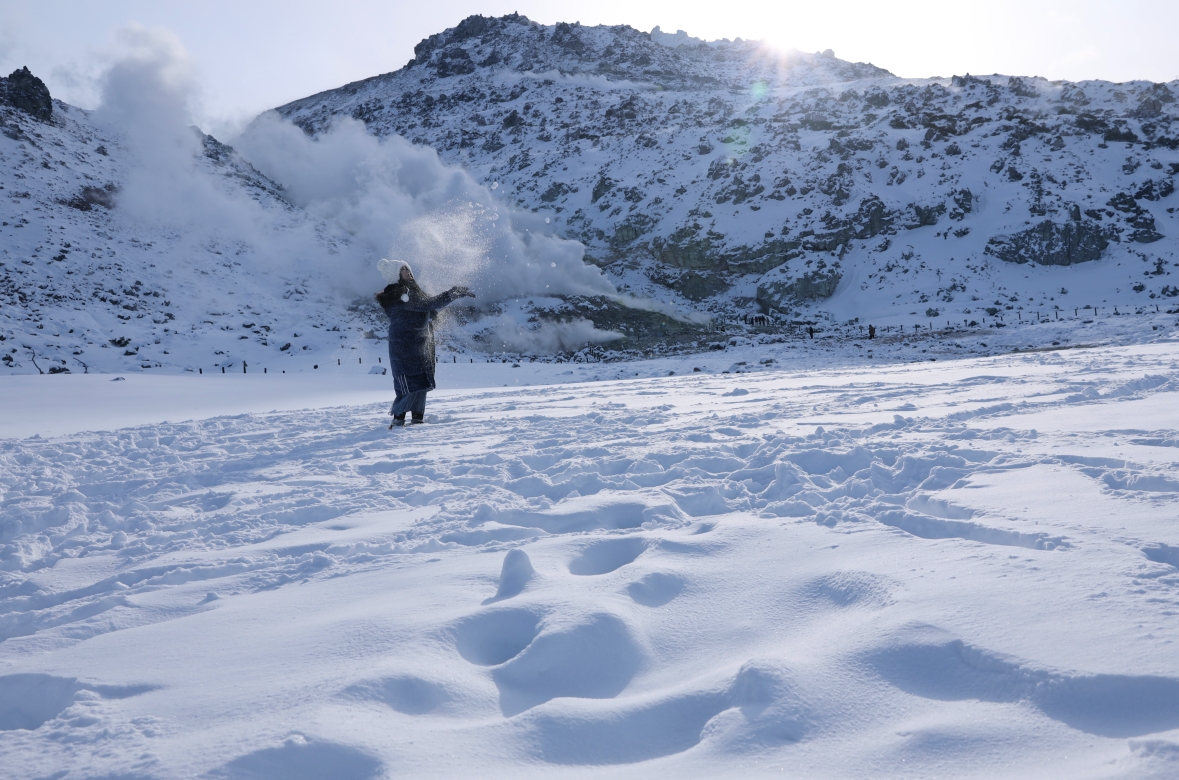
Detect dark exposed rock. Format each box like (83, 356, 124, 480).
(675, 271, 729, 301)
(61, 184, 118, 211)
(551, 22, 587, 54)
(724, 239, 804, 274)
(1103, 126, 1139, 144)
(817, 163, 853, 206)
(1, 66, 53, 121)
(950, 189, 973, 221)
(1129, 226, 1164, 244)
(540, 182, 570, 202)
(611, 214, 655, 246)
(201, 133, 236, 162)
(450, 14, 494, 42)
(715, 172, 764, 204)
(605, 96, 639, 121)
(951, 75, 988, 88)
(756, 269, 842, 312)
(434, 47, 476, 78)
(592, 177, 614, 203)
(1108, 192, 1139, 213)
(1007, 77, 1039, 98)
(854, 196, 893, 238)
(985, 216, 1109, 265)
(1126, 209, 1163, 243)
(1133, 84, 1174, 118)
(653, 235, 717, 270)
(707, 158, 734, 180)
(1134, 98, 1166, 118)
(1058, 84, 1089, 106)
(908, 202, 946, 228)
(1135, 179, 1175, 201)
(1107, 191, 1165, 242)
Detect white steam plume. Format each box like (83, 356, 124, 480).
(91, 27, 370, 296)
(85, 27, 632, 354)
(476, 315, 623, 354)
(234, 114, 616, 302)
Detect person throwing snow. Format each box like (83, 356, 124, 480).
(376, 259, 474, 427)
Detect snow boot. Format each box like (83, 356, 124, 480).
(410, 412, 426, 424)
(389, 414, 407, 429)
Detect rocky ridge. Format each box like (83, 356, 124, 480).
(275, 14, 1179, 324)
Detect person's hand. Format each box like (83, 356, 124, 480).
(452, 285, 475, 298)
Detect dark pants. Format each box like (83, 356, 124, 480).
(391, 372, 432, 419)
(391, 389, 427, 418)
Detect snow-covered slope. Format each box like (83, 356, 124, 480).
(3, 338, 1179, 777)
(4, 16, 1179, 377)
(0, 68, 378, 376)
(275, 13, 1179, 328)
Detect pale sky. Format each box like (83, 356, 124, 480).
(3, 0, 1177, 134)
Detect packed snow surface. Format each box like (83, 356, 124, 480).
(3, 333, 1179, 778)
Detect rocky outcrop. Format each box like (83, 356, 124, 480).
(1134, 179, 1175, 202)
(651, 194, 892, 281)
(267, 14, 1179, 321)
(1107, 192, 1164, 243)
(675, 271, 730, 301)
(756, 268, 842, 312)
(653, 239, 716, 270)
(1, 67, 52, 122)
(985, 211, 1109, 266)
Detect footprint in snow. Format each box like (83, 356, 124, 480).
(569, 537, 648, 576)
(626, 572, 685, 607)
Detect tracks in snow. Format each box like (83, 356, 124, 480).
(2, 347, 1179, 774)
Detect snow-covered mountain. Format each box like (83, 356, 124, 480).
(275, 13, 1179, 326)
(2, 15, 1178, 376)
(0, 65, 379, 376)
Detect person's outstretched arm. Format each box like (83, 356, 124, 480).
(401, 286, 476, 313)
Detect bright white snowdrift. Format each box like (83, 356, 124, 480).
(2, 334, 1179, 777)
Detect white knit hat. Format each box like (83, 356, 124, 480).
(377, 258, 413, 284)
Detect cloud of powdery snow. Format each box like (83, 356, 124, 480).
(234, 114, 616, 303)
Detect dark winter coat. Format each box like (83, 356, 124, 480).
(377, 280, 464, 384)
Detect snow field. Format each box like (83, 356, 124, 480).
(2, 341, 1179, 777)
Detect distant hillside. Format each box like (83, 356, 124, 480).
(275, 13, 1179, 327)
(3, 15, 1178, 376)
